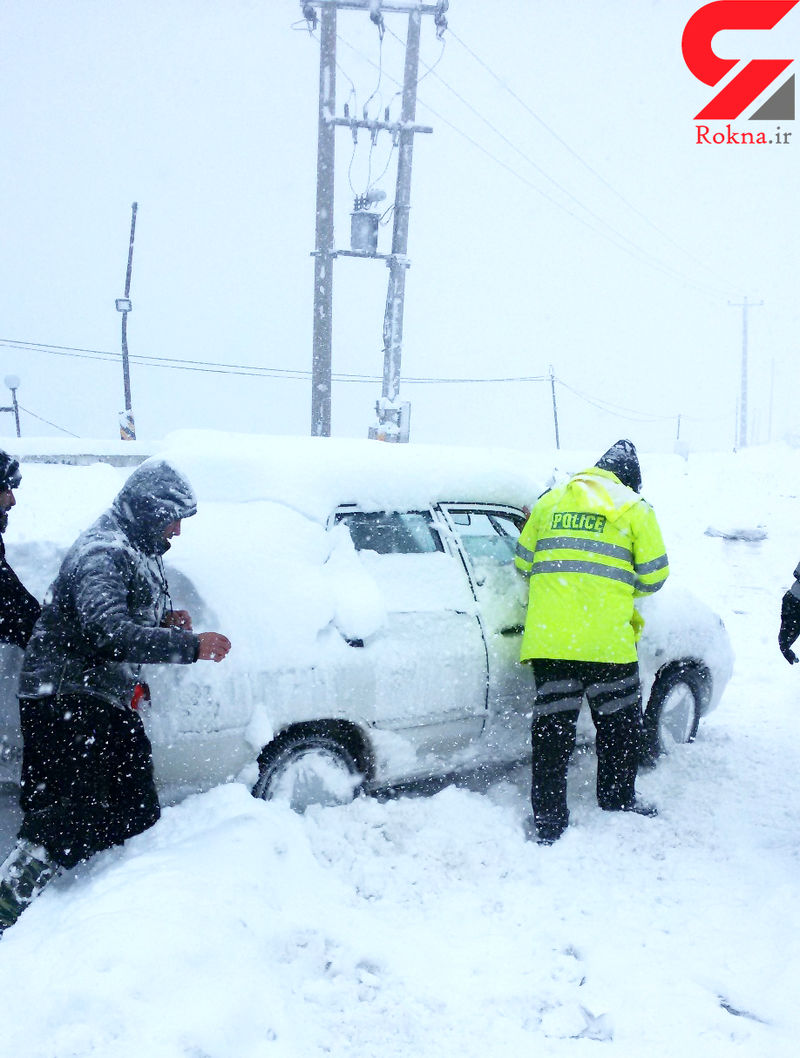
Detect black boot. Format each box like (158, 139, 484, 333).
(600, 798, 658, 818)
(0, 840, 59, 935)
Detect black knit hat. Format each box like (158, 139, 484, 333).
(0, 450, 21, 492)
(595, 439, 642, 493)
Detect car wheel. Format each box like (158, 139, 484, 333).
(642, 664, 705, 763)
(252, 732, 363, 813)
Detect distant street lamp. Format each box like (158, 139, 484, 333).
(1, 375, 21, 438)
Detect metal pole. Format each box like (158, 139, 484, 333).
(120, 201, 138, 440)
(10, 388, 20, 438)
(549, 364, 560, 449)
(729, 296, 763, 449)
(739, 296, 748, 448)
(311, 3, 337, 437)
(376, 8, 421, 434)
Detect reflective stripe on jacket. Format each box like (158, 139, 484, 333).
(514, 467, 669, 663)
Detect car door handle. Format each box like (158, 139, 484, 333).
(498, 624, 525, 636)
(345, 637, 365, 648)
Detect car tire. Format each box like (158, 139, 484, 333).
(642, 664, 706, 764)
(252, 731, 364, 813)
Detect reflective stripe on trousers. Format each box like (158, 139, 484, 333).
(531, 660, 642, 717)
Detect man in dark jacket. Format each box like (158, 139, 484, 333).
(779, 563, 800, 664)
(0, 449, 40, 649)
(0, 458, 231, 935)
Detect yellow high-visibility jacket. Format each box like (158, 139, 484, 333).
(514, 467, 669, 663)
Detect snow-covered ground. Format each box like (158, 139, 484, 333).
(1, 440, 800, 1057)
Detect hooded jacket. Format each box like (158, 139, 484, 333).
(514, 448, 669, 663)
(0, 452, 41, 649)
(19, 460, 200, 709)
(0, 538, 40, 650)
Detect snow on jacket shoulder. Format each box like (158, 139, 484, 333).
(18, 460, 199, 709)
(514, 466, 669, 663)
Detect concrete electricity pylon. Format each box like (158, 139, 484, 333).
(116, 201, 138, 441)
(304, 0, 447, 441)
(729, 295, 763, 448)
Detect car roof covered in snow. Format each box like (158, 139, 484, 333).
(11, 430, 564, 523)
(155, 431, 553, 522)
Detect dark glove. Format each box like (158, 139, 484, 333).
(780, 642, 798, 665)
(779, 591, 800, 664)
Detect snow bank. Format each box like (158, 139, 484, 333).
(2, 440, 799, 1058)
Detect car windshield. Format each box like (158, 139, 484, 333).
(334, 510, 443, 554)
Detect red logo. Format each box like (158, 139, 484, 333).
(682, 1, 797, 119)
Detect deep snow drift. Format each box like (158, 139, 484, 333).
(1, 439, 799, 1058)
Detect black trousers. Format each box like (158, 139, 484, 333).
(18, 694, 161, 870)
(529, 660, 643, 836)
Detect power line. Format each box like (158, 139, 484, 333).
(0, 338, 308, 379)
(5, 333, 729, 434)
(558, 379, 676, 424)
(446, 27, 745, 298)
(383, 23, 728, 296)
(557, 377, 729, 425)
(17, 404, 81, 437)
(332, 31, 737, 302)
(0, 337, 547, 385)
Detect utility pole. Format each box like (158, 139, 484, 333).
(115, 201, 138, 441)
(310, 3, 337, 438)
(1, 375, 21, 437)
(548, 364, 560, 449)
(304, 0, 446, 441)
(373, 7, 422, 441)
(729, 295, 763, 449)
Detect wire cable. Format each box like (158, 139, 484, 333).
(362, 23, 384, 121)
(557, 377, 730, 424)
(0, 337, 547, 386)
(446, 27, 745, 298)
(386, 24, 735, 297)
(17, 403, 81, 437)
(304, 17, 740, 299)
(332, 32, 739, 301)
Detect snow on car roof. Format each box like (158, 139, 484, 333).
(10, 429, 569, 527)
(156, 430, 554, 521)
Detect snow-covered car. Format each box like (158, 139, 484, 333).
(0, 433, 733, 809)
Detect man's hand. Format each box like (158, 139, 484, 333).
(196, 631, 232, 663)
(162, 609, 193, 631)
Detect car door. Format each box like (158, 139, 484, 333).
(438, 504, 535, 756)
(333, 508, 488, 756)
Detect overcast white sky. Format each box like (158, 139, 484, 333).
(0, 0, 797, 453)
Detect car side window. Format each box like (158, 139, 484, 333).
(334, 510, 443, 554)
(448, 511, 523, 565)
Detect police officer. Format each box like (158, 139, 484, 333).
(515, 440, 669, 844)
